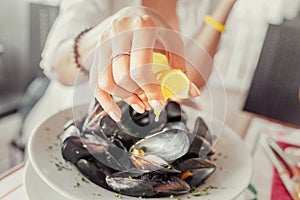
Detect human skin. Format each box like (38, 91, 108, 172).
(51, 0, 237, 121)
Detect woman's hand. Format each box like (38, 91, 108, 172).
(90, 6, 198, 122)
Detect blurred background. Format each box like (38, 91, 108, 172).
(0, 0, 299, 174)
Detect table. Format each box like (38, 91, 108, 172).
(0, 163, 26, 200)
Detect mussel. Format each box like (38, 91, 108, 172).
(176, 158, 216, 187)
(60, 100, 217, 198)
(193, 116, 213, 145)
(76, 157, 113, 190)
(106, 170, 190, 197)
(134, 128, 190, 163)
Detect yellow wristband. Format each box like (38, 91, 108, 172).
(204, 15, 226, 32)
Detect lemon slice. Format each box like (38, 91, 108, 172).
(157, 69, 190, 100)
(151, 52, 191, 100)
(151, 52, 170, 75)
(151, 52, 191, 120)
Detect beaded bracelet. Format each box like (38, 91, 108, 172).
(73, 27, 93, 75)
(204, 15, 226, 32)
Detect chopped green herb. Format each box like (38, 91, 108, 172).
(190, 186, 197, 193)
(54, 162, 71, 171)
(74, 182, 81, 188)
(192, 192, 202, 196)
(81, 177, 89, 183)
(217, 152, 222, 156)
(141, 146, 147, 152)
(114, 193, 122, 199)
(208, 185, 218, 189)
(48, 145, 53, 149)
(213, 157, 217, 161)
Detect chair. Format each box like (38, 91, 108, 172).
(244, 13, 300, 127)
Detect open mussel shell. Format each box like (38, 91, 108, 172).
(118, 103, 167, 138)
(187, 133, 215, 158)
(193, 116, 213, 145)
(134, 128, 190, 164)
(162, 121, 188, 132)
(176, 158, 216, 187)
(130, 154, 180, 174)
(165, 101, 187, 123)
(59, 121, 81, 143)
(106, 170, 155, 197)
(82, 99, 104, 132)
(62, 133, 133, 171)
(142, 173, 191, 197)
(76, 158, 113, 190)
(82, 134, 133, 171)
(61, 136, 91, 164)
(106, 171, 190, 197)
(98, 114, 139, 149)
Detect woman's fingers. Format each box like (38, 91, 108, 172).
(130, 16, 164, 110)
(124, 95, 147, 114)
(98, 63, 146, 110)
(111, 28, 142, 95)
(94, 85, 122, 122)
(98, 64, 132, 99)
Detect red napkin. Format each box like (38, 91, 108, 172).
(271, 141, 300, 200)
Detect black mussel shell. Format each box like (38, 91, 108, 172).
(165, 101, 187, 123)
(106, 170, 154, 197)
(187, 133, 215, 158)
(76, 158, 113, 190)
(176, 158, 216, 187)
(142, 173, 190, 196)
(193, 117, 213, 145)
(61, 136, 91, 164)
(99, 115, 139, 149)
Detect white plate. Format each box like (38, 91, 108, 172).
(28, 105, 252, 200)
(23, 161, 69, 200)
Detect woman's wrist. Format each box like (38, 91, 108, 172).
(211, 0, 237, 22)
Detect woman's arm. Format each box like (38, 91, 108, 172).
(197, 0, 237, 57)
(188, 0, 237, 88)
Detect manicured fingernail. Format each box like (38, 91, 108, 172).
(191, 88, 200, 97)
(149, 100, 163, 111)
(108, 111, 121, 122)
(143, 101, 152, 111)
(190, 84, 201, 97)
(131, 104, 145, 114)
